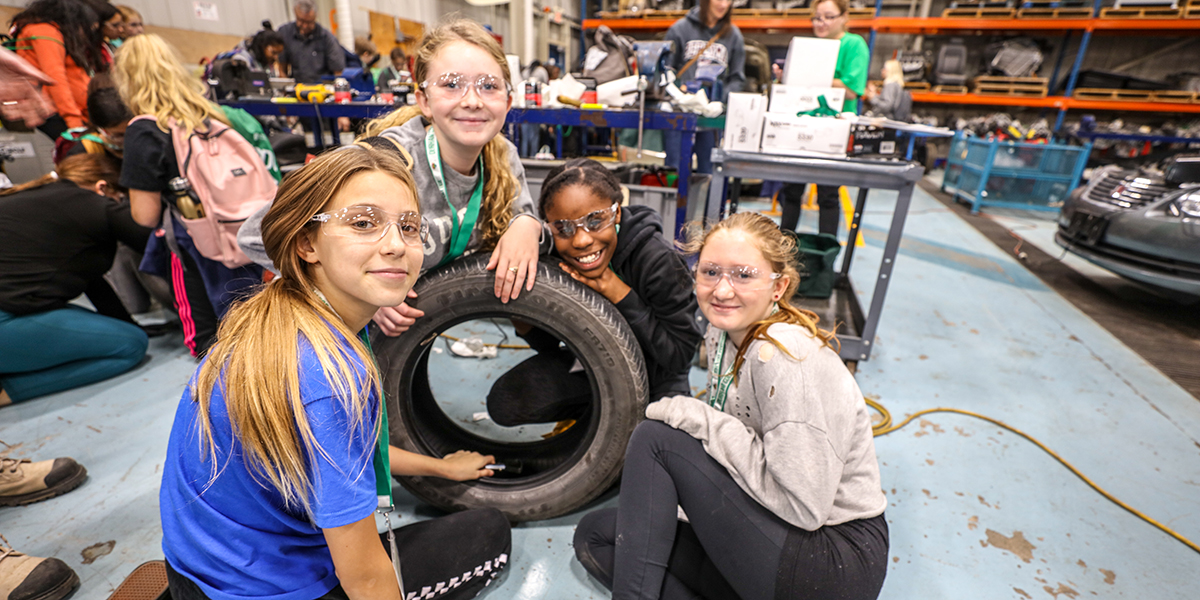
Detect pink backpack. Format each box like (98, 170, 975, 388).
(131, 115, 276, 268)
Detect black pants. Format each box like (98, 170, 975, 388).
(779, 183, 840, 236)
(574, 421, 888, 600)
(166, 508, 511, 600)
(170, 249, 219, 358)
(486, 348, 591, 426)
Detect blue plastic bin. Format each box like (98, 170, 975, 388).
(941, 132, 1091, 213)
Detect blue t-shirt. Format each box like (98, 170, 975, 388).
(160, 331, 379, 600)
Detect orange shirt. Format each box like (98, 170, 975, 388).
(15, 23, 91, 129)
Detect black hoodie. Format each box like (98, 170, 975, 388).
(523, 205, 702, 400)
(608, 205, 703, 400)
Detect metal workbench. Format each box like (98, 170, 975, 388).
(706, 149, 925, 362)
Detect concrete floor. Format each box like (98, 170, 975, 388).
(2, 175, 1199, 600)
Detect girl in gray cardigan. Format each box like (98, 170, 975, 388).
(574, 212, 889, 600)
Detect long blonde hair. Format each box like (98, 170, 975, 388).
(883, 59, 905, 85)
(361, 19, 519, 250)
(682, 213, 839, 382)
(112, 33, 229, 133)
(192, 145, 418, 516)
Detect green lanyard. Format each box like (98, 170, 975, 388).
(425, 128, 484, 267)
(707, 331, 734, 412)
(358, 328, 392, 510)
(358, 327, 406, 596)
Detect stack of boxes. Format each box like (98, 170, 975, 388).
(722, 37, 853, 159)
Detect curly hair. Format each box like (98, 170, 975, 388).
(537, 158, 622, 218)
(359, 19, 519, 250)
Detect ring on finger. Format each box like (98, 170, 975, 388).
(509, 266, 519, 273)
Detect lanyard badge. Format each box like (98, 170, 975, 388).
(425, 128, 484, 267)
(359, 328, 406, 598)
(707, 332, 734, 412)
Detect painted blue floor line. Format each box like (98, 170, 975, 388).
(1, 177, 1198, 600)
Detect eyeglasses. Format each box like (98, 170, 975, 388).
(420, 72, 511, 102)
(311, 205, 428, 246)
(694, 262, 782, 291)
(812, 12, 846, 22)
(549, 203, 619, 239)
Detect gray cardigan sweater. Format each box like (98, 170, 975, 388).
(646, 323, 886, 531)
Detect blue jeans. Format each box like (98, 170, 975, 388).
(0, 306, 148, 402)
(663, 130, 716, 175)
(520, 122, 542, 158)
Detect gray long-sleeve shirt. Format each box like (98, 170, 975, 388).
(277, 21, 345, 84)
(647, 323, 886, 531)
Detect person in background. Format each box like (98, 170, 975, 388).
(114, 34, 264, 358)
(9, 0, 105, 140)
(376, 47, 411, 93)
(353, 36, 379, 71)
(115, 4, 142, 39)
(0, 153, 150, 406)
(777, 0, 868, 237)
(278, 0, 345, 84)
(92, 0, 122, 54)
(863, 59, 912, 122)
(55, 78, 128, 162)
(574, 212, 889, 600)
(663, 0, 745, 175)
(234, 25, 286, 76)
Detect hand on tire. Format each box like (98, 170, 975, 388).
(487, 216, 541, 303)
(373, 290, 424, 336)
(440, 450, 497, 481)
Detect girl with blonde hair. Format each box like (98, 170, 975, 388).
(160, 143, 510, 600)
(113, 33, 259, 357)
(574, 212, 888, 600)
(241, 18, 543, 336)
(864, 59, 913, 122)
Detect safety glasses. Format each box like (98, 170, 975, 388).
(549, 203, 619, 239)
(311, 205, 428, 246)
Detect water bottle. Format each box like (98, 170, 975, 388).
(333, 77, 351, 104)
(168, 177, 205, 219)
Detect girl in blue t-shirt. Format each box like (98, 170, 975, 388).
(160, 143, 510, 600)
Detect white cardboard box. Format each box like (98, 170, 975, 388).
(722, 93, 767, 152)
(768, 85, 845, 115)
(782, 37, 839, 87)
(760, 114, 851, 158)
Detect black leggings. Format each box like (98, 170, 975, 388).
(574, 421, 888, 600)
(779, 183, 841, 236)
(486, 348, 591, 426)
(167, 508, 511, 600)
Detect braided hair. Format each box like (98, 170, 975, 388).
(537, 158, 622, 218)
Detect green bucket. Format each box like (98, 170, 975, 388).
(785, 231, 842, 299)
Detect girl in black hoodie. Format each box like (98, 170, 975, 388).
(486, 158, 702, 427)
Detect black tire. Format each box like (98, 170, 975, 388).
(373, 253, 648, 522)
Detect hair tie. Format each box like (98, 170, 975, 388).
(49, 171, 59, 180)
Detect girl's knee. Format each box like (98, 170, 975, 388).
(112, 322, 149, 368)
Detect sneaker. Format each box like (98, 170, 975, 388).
(0, 541, 79, 600)
(0, 458, 87, 507)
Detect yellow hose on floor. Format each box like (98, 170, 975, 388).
(865, 397, 1200, 554)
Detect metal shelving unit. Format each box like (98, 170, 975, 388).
(581, 9, 1200, 130)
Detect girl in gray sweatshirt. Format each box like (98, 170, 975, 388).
(574, 212, 888, 600)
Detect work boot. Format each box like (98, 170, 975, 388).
(0, 458, 87, 507)
(0, 539, 79, 600)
